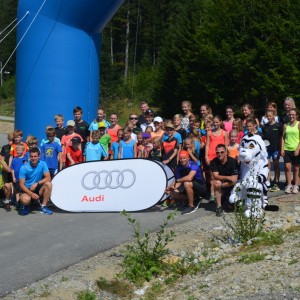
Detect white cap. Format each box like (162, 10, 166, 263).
(153, 116, 163, 123)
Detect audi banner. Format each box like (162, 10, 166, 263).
(51, 159, 175, 212)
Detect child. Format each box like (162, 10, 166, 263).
(89, 107, 110, 136)
(137, 132, 146, 158)
(262, 110, 282, 191)
(119, 127, 137, 159)
(223, 105, 235, 132)
(145, 125, 154, 135)
(66, 137, 83, 166)
(9, 129, 28, 167)
(173, 114, 187, 141)
(61, 120, 83, 168)
(0, 132, 14, 183)
(260, 102, 280, 126)
(98, 122, 111, 155)
(0, 158, 13, 211)
(161, 122, 179, 171)
(111, 129, 124, 160)
(40, 127, 62, 178)
(241, 103, 260, 129)
(205, 115, 228, 202)
(0, 132, 13, 164)
(84, 130, 108, 162)
(227, 130, 239, 161)
(245, 118, 263, 137)
(183, 137, 199, 164)
(148, 137, 162, 161)
(200, 104, 213, 129)
(54, 114, 67, 140)
(107, 113, 122, 145)
(188, 129, 201, 157)
(151, 116, 165, 139)
(40, 126, 61, 146)
(11, 144, 25, 203)
(23, 136, 39, 162)
(73, 106, 90, 147)
(181, 100, 193, 130)
(232, 118, 244, 143)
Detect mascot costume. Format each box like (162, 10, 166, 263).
(229, 134, 270, 217)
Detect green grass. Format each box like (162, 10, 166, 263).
(0, 96, 14, 117)
(76, 289, 97, 300)
(96, 277, 134, 298)
(238, 252, 266, 264)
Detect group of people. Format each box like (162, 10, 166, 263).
(0, 96, 298, 216)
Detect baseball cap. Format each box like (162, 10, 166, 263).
(71, 136, 81, 144)
(145, 109, 154, 115)
(153, 116, 163, 123)
(179, 150, 189, 158)
(164, 122, 174, 130)
(66, 120, 75, 127)
(98, 121, 107, 128)
(142, 133, 151, 139)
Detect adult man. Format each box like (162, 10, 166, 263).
(19, 147, 53, 215)
(210, 144, 239, 216)
(166, 150, 206, 215)
(0, 158, 13, 211)
(138, 101, 150, 126)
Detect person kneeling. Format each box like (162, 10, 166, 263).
(210, 144, 238, 217)
(19, 147, 53, 215)
(166, 150, 206, 215)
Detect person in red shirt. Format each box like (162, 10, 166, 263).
(66, 137, 83, 166)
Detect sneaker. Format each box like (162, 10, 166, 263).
(40, 206, 53, 215)
(216, 206, 223, 217)
(285, 185, 293, 194)
(269, 183, 280, 192)
(181, 206, 197, 215)
(209, 194, 216, 203)
(19, 205, 30, 216)
(292, 185, 299, 194)
(4, 203, 11, 212)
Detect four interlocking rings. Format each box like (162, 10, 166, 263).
(81, 169, 136, 190)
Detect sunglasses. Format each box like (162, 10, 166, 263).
(130, 117, 138, 120)
(216, 151, 225, 154)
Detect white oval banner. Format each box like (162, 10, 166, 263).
(51, 159, 170, 212)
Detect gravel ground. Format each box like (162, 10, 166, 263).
(2, 194, 300, 300)
(0, 121, 14, 134)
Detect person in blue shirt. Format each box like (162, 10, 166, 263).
(19, 147, 53, 215)
(84, 130, 108, 162)
(165, 150, 206, 215)
(41, 127, 62, 178)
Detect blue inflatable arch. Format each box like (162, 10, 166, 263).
(16, 0, 124, 141)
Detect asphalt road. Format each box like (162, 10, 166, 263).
(0, 201, 218, 297)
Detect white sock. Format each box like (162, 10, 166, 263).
(4, 199, 10, 204)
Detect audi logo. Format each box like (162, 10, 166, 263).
(81, 169, 136, 190)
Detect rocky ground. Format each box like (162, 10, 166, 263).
(2, 194, 300, 300)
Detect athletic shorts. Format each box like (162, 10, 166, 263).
(284, 150, 299, 165)
(20, 184, 42, 198)
(267, 150, 279, 160)
(192, 181, 207, 198)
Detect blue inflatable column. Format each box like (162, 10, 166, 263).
(16, 0, 124, 141)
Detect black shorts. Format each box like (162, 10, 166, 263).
(284, 150, 299, 165)
(0, 188, 5, 199)
(192, 181, 207, 198)
(13, 182, 21, 193)
(20, 184, 42, 198)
